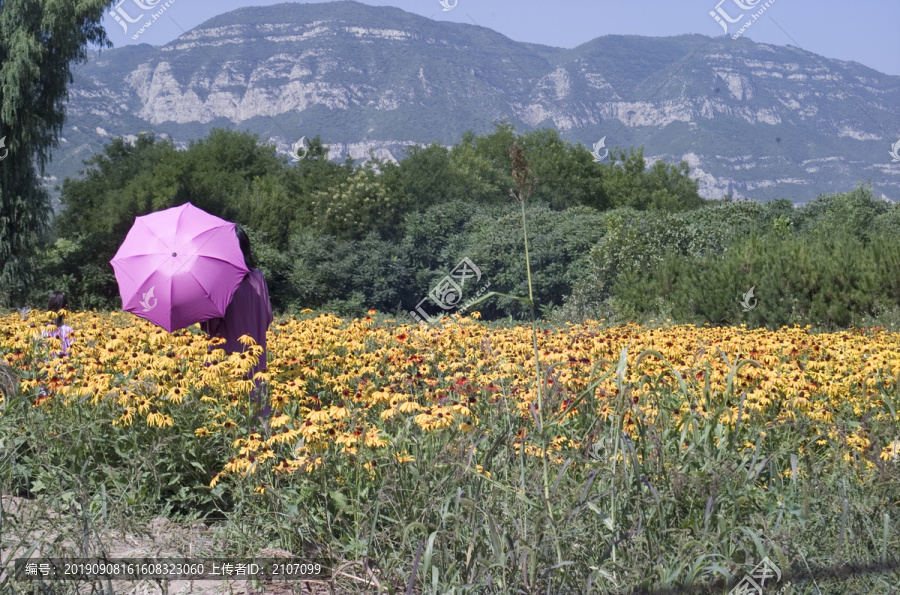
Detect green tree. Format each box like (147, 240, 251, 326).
(181, 128, 284, 221)
(599, 147, 646, 209)
(240, 174, 294, 249)
(57, 133, 182, 235)
(796, 183, 889, 241)
(309, 164, 409, 241)
(59, 130, 288, 237)
(281, 135, 352, 239)
(599, 146, 703, 211)
(461, 204, 606, 319)
(449, 120, 517, 205)
(397, 142, 466, 210)
(518, 128, 608, 211)
(642, 158, 704, 210)
(0, 0, 111, 302)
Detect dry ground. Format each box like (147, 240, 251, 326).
(1, 496, 379, 594)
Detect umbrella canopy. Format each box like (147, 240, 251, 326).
(110, 203, 249, 332)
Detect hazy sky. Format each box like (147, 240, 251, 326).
(103, 0, 900, 76)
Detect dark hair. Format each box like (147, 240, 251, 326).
(48, 291, 68, 328)
(235, 224, 254, 269)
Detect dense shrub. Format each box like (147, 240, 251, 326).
(400, 199, 487, 297)
(287, 229, 413, 316)
(460, 204, 606, 319)
(795, 183, 892, 241)
(556, 201, 783, 323)
(612, 230, 900, 330)
(309, 166, 410, 241)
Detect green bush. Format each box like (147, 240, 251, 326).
(613, 230, 900, 330)
(460, 204, 606, 319)
(558, 201, 778, 323)
(400, 199, 485, 297)
(795, 183, 890, 241)
(287, 229, 413, 314)
(309, 166, 410, 241)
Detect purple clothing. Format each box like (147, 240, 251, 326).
(42, 325, 74, 357)
(201, 269, 273, 380)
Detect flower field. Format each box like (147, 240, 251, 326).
(2, 309, 900, 594)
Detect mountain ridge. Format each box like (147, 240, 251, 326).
(48, 0, 900, 203)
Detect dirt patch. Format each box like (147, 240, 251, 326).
(1, 496, 373, 594)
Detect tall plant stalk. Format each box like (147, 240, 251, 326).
(509, 142, 558, 549)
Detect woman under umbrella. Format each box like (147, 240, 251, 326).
(201, 226, 273, 426)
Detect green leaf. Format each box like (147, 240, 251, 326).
(329, 490, 348, 509)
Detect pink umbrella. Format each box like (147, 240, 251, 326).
(110, 203, 250, 332)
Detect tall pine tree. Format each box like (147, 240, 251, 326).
(0, 0, 111, 302)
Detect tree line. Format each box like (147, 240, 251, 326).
(16, 123, 702, 316)
(9, 122, 900, 330)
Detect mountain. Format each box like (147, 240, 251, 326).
(48, 0, 900, 204)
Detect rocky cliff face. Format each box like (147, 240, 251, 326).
(48, 1, 900, 203)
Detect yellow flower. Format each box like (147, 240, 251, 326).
(881, 441, 900, 462)
(166, 385, 186, 403)
(399, 399, 421, 413)
(238, 335, 258, 347)
(114, 406, 135, 427)
(308, 407, 330, 423)
(147, 410, 173, 428)
(364, 426, 387, 448)
(363, 460, 378, 477)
